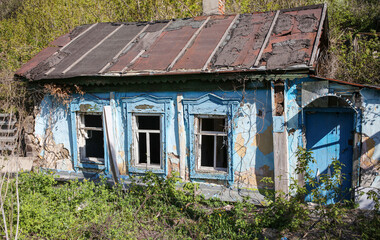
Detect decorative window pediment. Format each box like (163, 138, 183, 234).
(122, 95, 173, 175)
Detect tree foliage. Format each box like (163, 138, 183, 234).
(0, 0, 379, 88)
(0, 0, 202, 73)
(226, 0, 380, 84)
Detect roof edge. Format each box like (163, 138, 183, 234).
(310, 75, 380, 90)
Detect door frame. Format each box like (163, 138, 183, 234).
(301, 104, 361, 200)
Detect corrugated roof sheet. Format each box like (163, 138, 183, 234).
(16, 4, 327, 81)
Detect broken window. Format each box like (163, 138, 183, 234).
(133, 115, 161, 167)
(77, 113, 104, 163)
(197, 117, 228, 171)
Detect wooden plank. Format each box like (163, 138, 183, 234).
(0, 136, 17, 142)
(103, 105, 120, 184)
(0, 120, 17, 125)
(177, 94, 187, 180)
(271, 82, 289, 194)
(273, 132, 289, 194)
(0, 128, 17, 134)
(309, 3, 327, 66)
(351, 132, 361, 198)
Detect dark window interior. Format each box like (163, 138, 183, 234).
(150, 133, 160, 165)
(137, 116, 160, 130)
(84, 114, 104, 158)
(84, 114, 103, 127)
(202, 118, 225, 132)
(201, 135, 214, 167)
(138, 133, 147, 163)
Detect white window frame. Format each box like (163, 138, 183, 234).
(132, 114, 162, 168)
(77, 112, 104, 164)
(196, 116, 228, 172)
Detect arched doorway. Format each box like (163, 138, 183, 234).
(303, 96, 357, 203)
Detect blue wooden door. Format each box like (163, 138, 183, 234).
(305, 111, 354, 203)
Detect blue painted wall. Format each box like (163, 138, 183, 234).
(357, 88, 380, 209)
(34, 77, 380, 201)
(34, 88, 274, 189)
(285, 78, 380, 207)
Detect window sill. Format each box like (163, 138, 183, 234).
(196, 167, 227, 174)
(191, 167, 230, 181)
(129, 165, 165, 175)
(134, 164, 162, 169)
(80, 158, 105, 165)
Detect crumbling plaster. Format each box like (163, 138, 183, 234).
(357, 88, 380, 209)
(34, 88, 275, 190)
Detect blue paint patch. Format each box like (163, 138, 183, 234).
(273, 116, 285, 132)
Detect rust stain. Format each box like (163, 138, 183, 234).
(251, 124, 273, 155)
(168, 153, 179, 176)
(360, 134, 377, 170)
(173, 15, 235, 70)
(235, 133, 247, 158)
(235, 167, 258, 188)
(50, 33, 71, 47)
(15, 47, 59, 76)
(235, 165, 274, 189)
(118, 151, 125, 159)
(17, 5, 326, 81)
(117, 162, 127, 175)
(185, 166, 190, 181)
(132, 26, 197, 71)
(117, 150, 127, 175)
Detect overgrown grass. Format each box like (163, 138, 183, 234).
(0, 167, 379, 239)
(2, 171, 265, 239)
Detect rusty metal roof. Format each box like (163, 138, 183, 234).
(16, 4, 327, 81)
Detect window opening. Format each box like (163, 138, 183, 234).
(198, 117, 227, 170)
(78, 113, 104, 162)
(135, 115, 161, 167)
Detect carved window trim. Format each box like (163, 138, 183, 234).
(183, 93, 239, 183)
(122, 95, 172, 175)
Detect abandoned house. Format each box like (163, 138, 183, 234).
(14, 2, 380, 207)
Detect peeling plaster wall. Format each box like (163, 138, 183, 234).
(286, 77, 359, 185)
(34, 95, 74, 171)
(35, 96, 72, 151)
(286, 78, 380, 208)
(232, 90, 274, 189)
(358, 88, 380, 209)
(34, 88, 274, 190)
(286, 77, 358, 184)
(285, 78, 310, 184)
